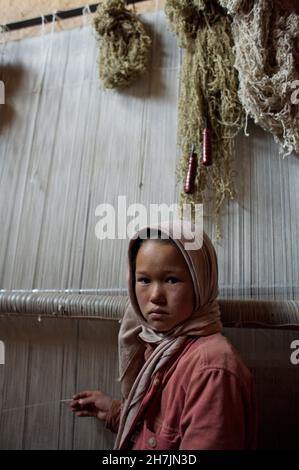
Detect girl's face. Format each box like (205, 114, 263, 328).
(135, 240, 194, 332)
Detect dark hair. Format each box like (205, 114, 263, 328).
(130, 229, 175, 276)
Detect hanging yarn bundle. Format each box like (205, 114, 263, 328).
(165, 0, 244, 237)
(219, 0, 299, 154)
(93, 0, 152, 89)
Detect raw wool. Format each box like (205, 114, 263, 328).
(165, 0, 243, 237)
(93, 0, 152, 89)
(218, 0, 249, 14)
(223, 0, 299, 155)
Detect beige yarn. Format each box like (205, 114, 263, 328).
(220, 0, 299, 155)
(93, 0, 151, 89)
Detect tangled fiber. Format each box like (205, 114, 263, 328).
(165, 0, 243, 237)
(93, 0, 151, 88)
(220, 0, 299, 155)
(218, 0, 248, 14)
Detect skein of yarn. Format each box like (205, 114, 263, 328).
(220, 0, 299, 155)
(93, 0, 152, 89)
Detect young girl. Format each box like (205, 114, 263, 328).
(71, 221, 256, 449)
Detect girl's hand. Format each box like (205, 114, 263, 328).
(70, 390, 113, 421)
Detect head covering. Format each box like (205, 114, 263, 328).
(114, 219, 222, 448)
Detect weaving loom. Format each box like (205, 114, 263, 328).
(0, 10, 298, 297)
(0, 292, 298, 449)
(1, 3, 299, 452)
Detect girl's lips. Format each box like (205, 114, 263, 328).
(148, 311, 168, 320)
(149, 309, 168, 314)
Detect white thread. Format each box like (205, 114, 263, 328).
(1, 398, 73, 413)
(82, 4, 92, 27)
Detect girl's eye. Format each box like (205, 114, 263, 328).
(137, 277, 150, 284)
(166, 277, 179, 284)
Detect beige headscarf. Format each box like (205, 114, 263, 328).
(114, 220, 223, 448)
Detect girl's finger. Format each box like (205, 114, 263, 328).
(72, 391, 90, 400)
(78, 397, 95, 406)
(76, 411, 94, 417)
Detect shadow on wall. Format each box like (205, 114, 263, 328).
(0, 64, 26, 133)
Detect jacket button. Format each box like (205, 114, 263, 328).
(148, 437, 157, 448)
(153, 378, 160, 386)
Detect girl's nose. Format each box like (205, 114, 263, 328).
(150, 283, 166, 304)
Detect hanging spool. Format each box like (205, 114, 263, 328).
(184, 145, 198, 194)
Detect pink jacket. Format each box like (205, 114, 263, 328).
(107, 333, 256, 450)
